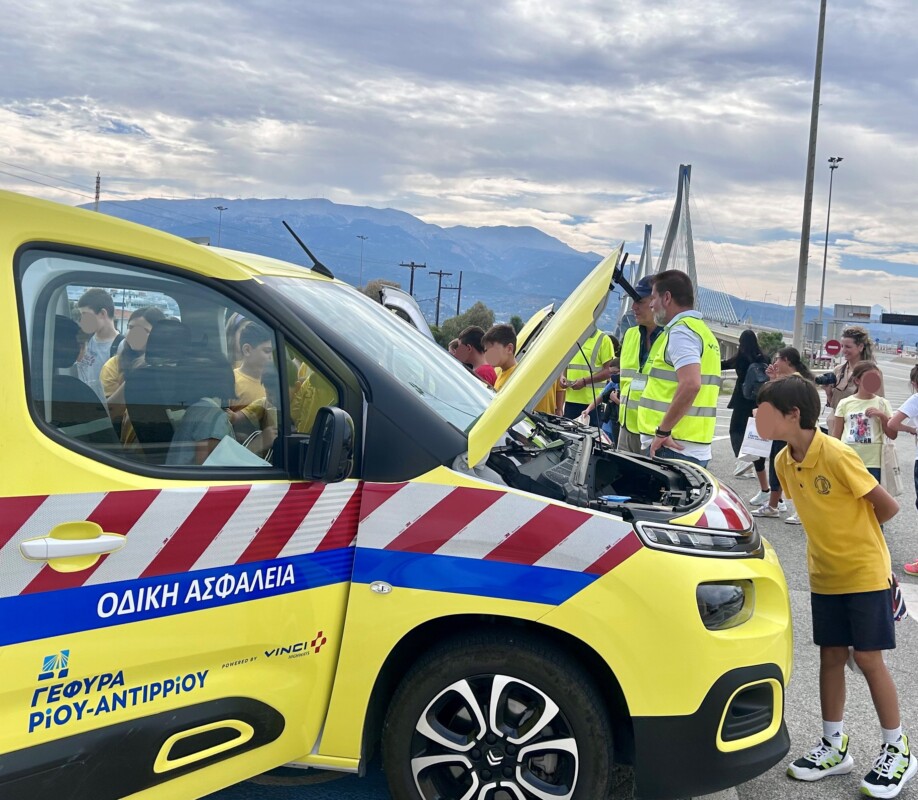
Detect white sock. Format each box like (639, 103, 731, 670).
(882, 726, 903, 746)
(823, 720, 844, 748)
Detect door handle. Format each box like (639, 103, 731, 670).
(20, 521, 126, 573)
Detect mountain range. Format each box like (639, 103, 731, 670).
(87, 197, 917, 344)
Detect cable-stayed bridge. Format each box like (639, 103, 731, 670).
(615, 164, 776, 358)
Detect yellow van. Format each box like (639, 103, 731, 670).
(0, 190, 791, 800)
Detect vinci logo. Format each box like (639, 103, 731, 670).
(265, 631, 328, 659)
(39, 650, 70, 681)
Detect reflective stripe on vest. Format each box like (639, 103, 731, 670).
(637, 316, 721, 443)
(647, 367, 722, 386)
(638, 397, 717, 417)
(620, 327, 664, 434)
(565, 330, 614, 404)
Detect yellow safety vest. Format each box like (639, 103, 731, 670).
(565, 329, 614, 405)
(637, 315, 721, 443)
(619, 325, 664, 434)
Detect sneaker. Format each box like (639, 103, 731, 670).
(787, 735, 854, 781)
(777, 500, 788, 513)
(861, 736, 918, 798)
(733, 460, 754, 477)
(785, 512, 802, 525)
(753, 504, 780, 518)
(904, 561, 918, 576)
(749, 489, 769, 506)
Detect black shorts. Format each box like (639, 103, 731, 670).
(811, 589, 895, 651)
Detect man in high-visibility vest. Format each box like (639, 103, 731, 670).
(617, 276, 664, 454)
(562, 327, 615, 425)
(638, 270, 721, 467)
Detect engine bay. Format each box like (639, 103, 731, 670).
(485, 415, 710, 520)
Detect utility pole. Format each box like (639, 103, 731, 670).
(442, 271, 464, 317)
(792, 0, 828, 350)
(94, 172, 101, 212)
(356, 234, 368, 287)
(399, 261, 427, 296)
(429, 269, 453, 326)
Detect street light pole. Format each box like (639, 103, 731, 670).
(816, 156, 843, 340)
(214, 205, 228, 246)
(356, 234, 368, 287)
(792, 0, 828, 350)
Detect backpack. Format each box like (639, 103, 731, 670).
(742, 361, 768, 401)
(109, 333, 124, 359)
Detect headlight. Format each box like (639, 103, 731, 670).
(697, 581, 755, 630)
(636, 521, 762, 558)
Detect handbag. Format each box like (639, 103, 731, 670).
(739, 417, 772, 461)
(881, 438, 903, 497)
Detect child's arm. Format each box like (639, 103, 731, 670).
(829, 415, 843, 439)
(888, 410, 917, 436)
(864, 484, 900, 526)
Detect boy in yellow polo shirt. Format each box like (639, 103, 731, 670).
(232, 323, 274, 411)
(755, 375, 915, 798)
(482, 324, 563, 415)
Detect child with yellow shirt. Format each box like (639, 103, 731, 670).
(755, 375, 915, 798)
(232, 323, 273, 410)
(481, 324, 563, 415)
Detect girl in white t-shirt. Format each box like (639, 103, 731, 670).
(831, 361, 896, 479)
(887, 365, 918, 573)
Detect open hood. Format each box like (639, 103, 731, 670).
(465, 245, 623, 466)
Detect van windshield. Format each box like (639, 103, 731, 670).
(265, 277, 492, 433)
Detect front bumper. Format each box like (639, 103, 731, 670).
(631, 664, 789, 800)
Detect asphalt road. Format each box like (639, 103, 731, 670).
(209, 354, 918, 800)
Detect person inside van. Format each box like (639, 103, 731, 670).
(233, 323, 273, 410)
(75, 288, 123, 401)
(99, 306, 166, 442)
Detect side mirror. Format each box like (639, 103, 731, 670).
(303, 407, 354, 483)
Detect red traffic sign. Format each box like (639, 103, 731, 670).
(825, 339, 842, 356)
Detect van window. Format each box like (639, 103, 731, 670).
(266, 277, 491, 433)
(285, 344, 339, 436)
(18, 250, 280, 471)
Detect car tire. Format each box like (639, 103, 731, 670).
(382, 631, 614, 800)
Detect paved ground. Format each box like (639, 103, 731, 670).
(209, 354, 918, 800)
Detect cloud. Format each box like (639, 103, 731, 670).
(1, 0, 917, 312)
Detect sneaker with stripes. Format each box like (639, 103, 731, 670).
(787, 735, 854, 781)
(860, 735, 917, 798)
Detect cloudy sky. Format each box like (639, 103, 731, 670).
(2, 0, 917, 313)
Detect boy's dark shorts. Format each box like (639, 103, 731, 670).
(811, 589, 895, 651)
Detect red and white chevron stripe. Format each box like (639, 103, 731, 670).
(696, 483, 753, 531)
(359, 482, 641, 575)
(0, 482, 359, 598)
(0, 477, 651, 600)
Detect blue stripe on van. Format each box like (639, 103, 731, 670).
(0, 549, 353, 647)
(352, 547, 597, 606)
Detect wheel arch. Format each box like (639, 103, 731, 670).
(360, 613, 634, 768)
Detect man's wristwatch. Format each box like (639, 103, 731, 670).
(654, 427, 672, 438)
